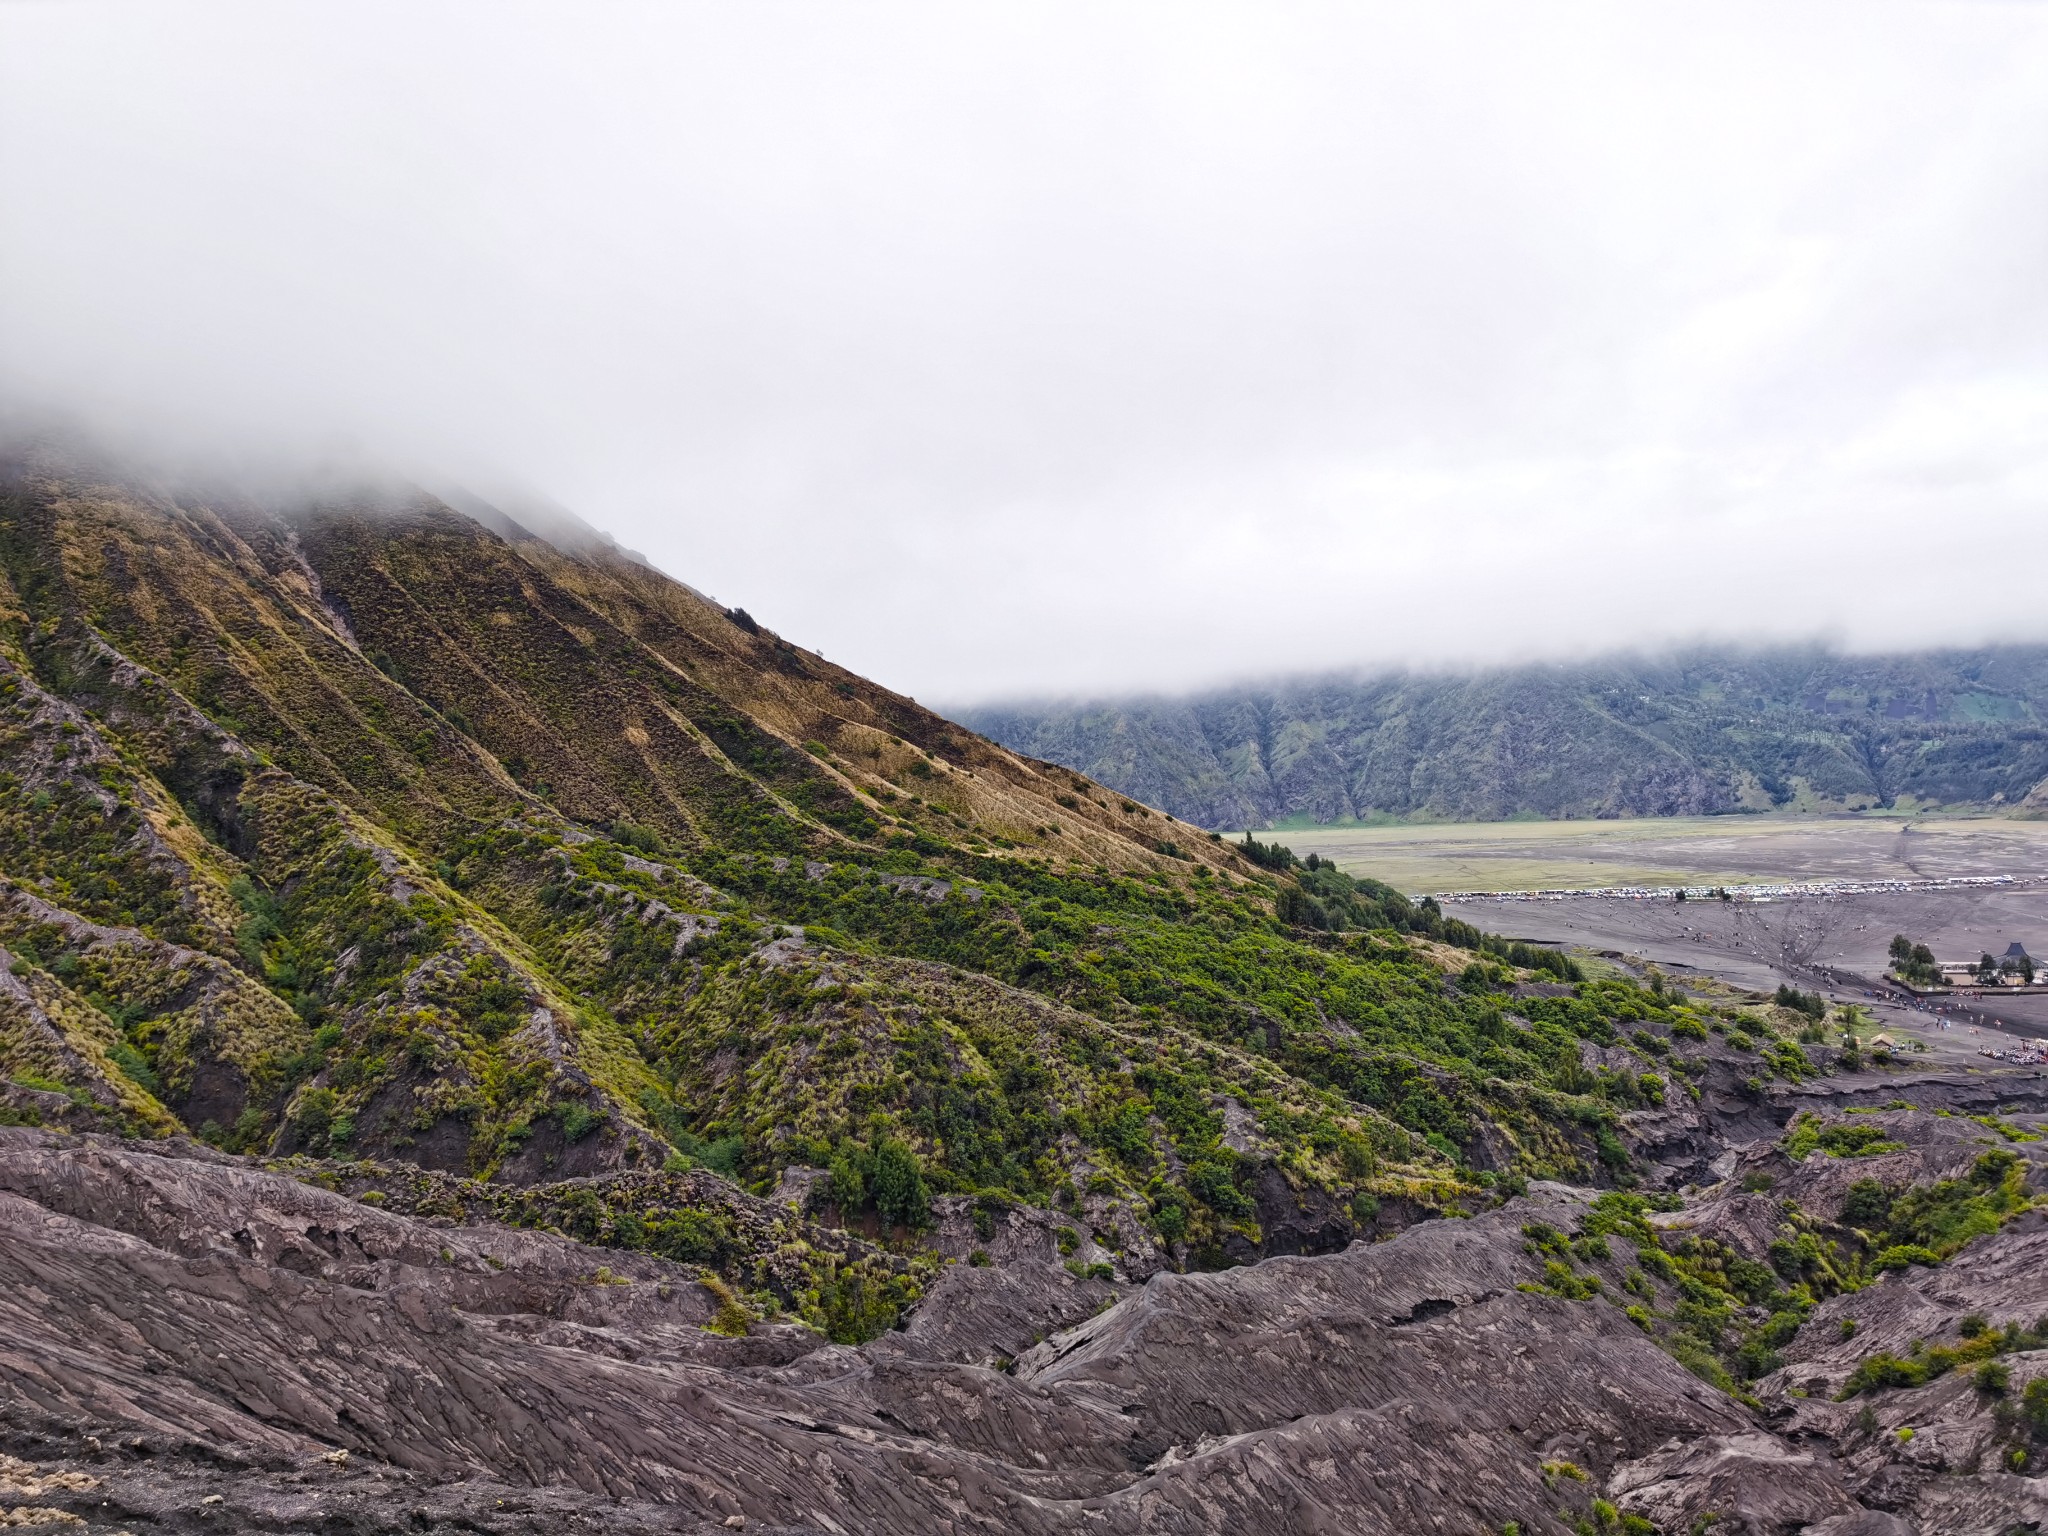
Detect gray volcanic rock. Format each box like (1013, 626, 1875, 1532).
(4, 1080, 2048, 1534)
(1607, 1431, 1860, 1533)
(0, 1134, 1737, 1534)
(889, 1195, 1126, 1366)
(1802, 1516, 1918, 1536)
(1769, 1224, 2048, 1401)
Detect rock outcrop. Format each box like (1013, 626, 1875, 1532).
(2, 1067, 2044, 1534)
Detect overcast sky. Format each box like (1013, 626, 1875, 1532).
(4, 3, 2047, 704)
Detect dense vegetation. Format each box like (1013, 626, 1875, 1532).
(1527, 1135, 2040, 1408)
(960, 648, 2048, 826)
(1243, 838, 1582, 979)
(1887, 935, 1944, 988)
(0, 458, 1883, 1338)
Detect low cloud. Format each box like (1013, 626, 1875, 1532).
(4, 2, 2045, 702)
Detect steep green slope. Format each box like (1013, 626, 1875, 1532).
(960, 650, 2048, 828)
(0, 452, 1843, 1307)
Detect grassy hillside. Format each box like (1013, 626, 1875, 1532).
(959, 651, 2048, 828)
(0, 451, 1854, 1329)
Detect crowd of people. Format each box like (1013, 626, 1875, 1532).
(1845, 981, 2044, 1051)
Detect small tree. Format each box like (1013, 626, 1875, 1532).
(868, 1138, 931, 1229)
(827, 1148, 866, 1212)
(1841, 1178, 1892, 1227)
(1237, 834, 1298, 872)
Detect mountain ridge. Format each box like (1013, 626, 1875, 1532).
(956, 648, 2048, 829)
(2, 450, 2047, 1533)
(0, 449, 1595, 1274)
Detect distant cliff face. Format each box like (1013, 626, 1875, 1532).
(957, 651, 2048, 828)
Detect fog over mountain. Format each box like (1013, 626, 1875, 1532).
(3, 455, 2047, 1536)
(5, 3, 2048, 702)
(9, 12, 2048, 1532)
(959, 644, 2048, 830)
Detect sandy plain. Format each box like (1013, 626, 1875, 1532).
(1265, 814, 2048, 1049)
(1261, 813, 2048, 895)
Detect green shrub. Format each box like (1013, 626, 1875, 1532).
(107, 1040, 161, 1096)
(700, 1275, 752, 1336)
(1153, 1199, 1188, 1243)
(556, 1101, 604, 1141)
(868, 1138, 931, 1229)
(1785, 1114, 1903, 1161)
(291, 1086, 338, 1144)
(1187, 1153, 1253, 1218)
(2022, 1377, 2048, 1435)
(648, 1210, 733, 1264)
(610, 821, 665, 854)
(1841, 1179, 1893, 1228)
(1540, 1260, 1599, 1300)
(1838, 1317, 2048, 1399)
(818, 1149, 862, 1212)
(972, 1193, 1010, 1240)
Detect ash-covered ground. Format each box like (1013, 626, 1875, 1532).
(1453, 883, 2048, 1051)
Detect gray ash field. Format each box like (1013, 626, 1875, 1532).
(1458, 885, 2048, 1043)
(1279, 814, 2048, 1047)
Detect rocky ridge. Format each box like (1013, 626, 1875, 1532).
(2, 1056, 2045, 1535)
(3, 453, 2048, 1531)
